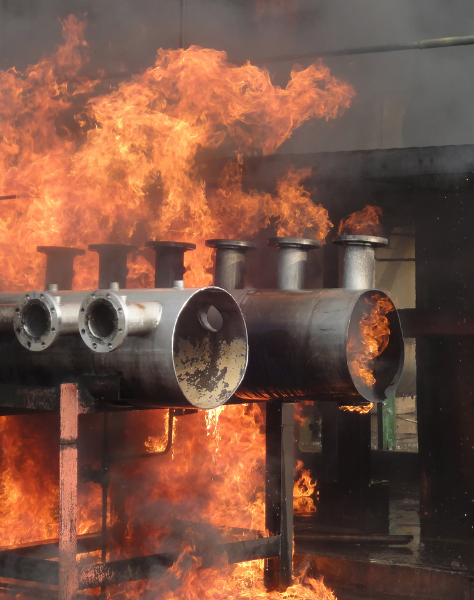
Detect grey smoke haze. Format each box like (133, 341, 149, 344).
(2, 0, 474, 150)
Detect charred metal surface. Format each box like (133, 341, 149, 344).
(0, 555, 58, 585)
(37, 246, 85, 291)
(59, 383, 78, 600)
(233, 288, 403, 404)
(0, 288, 248, 409)
(265, 402, 294, 591)
(88, 244, 137, 289)
(206, 239, 256, 290)
(145, 241, 195, 288)
(0, 533, 101, 559)
(79, 537, 280, 588)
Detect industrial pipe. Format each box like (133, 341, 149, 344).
(334, 235, 388, 290)
(205, 239, 256, 290)
(145, 241, 195, 288)
(78, 290, 162, 352)
(267, 237, 320, 291)
(37, 246, 85, 291)
(232, 288, 403, 404)
(0, 287, 249, 409)
(250, 34, 474, 65)
(13, 291, 82, 351)
(88, 244, 137, 289)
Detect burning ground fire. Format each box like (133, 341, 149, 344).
(0, 15, 356, 600)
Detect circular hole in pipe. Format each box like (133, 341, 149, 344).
(198, 304, 223, 333)
(87, 301, 117, 339)
(22, 301, 50, 339)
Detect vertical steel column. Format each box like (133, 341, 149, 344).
(59, 383, 79, 600)
(88, 244, 138, 289)
(265, 402, 294, 591)
(145, 241, 195, 288)
(267, 238, 320, 291)
(205, 239, 256, 290)
(37, 246, 85, 291)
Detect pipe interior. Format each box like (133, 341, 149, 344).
(87, 300, 118, 339)
(22, 301, 50, 339)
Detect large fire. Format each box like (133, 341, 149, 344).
(0, 16, 355, 599)
(347, 294, 394, 389)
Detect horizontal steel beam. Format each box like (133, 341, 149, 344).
(0, 555, 58, 586)
(79, 537, 280, 589)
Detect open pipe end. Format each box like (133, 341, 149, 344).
(14, 292, 60, 351)
(79, 291, 128, 352)
(173, 287, 248, 409)
(346, 290, 404, 403)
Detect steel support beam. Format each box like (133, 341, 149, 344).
(264, 402, 294, 591)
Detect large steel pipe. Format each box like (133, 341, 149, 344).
(232, 288, 403, 404)
(0, 287, 248, 409)
(333, 235, 388, 289)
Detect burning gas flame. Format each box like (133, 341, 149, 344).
(337, 205, 383, 237)
(294, 460, 318, 514)
(0, 16, 354, 291)
(339, 403, 373, 414)
(0, 16, 354, 599)
(348, 294, 394, 388)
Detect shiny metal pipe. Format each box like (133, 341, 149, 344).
(79, 290, 161, 352)
(0, 287, 248, 409)
(267, 238, 320, 290)
(206, 239, 256, 290)
(232, 288, 403, 404)
(334, 235, 388, 290)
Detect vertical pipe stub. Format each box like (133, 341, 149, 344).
(205, 239, 256, 290)
(88, 244, 138, 290)
(37, 246, 85, 291)
(333, 235, 388, 290)
(145, 241, 196, 288)
(267, 237, 320, 291)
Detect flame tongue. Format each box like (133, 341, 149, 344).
(0, 17, 354, 290)
(348, 294, 394, 389)
(338, 205, 383, 237)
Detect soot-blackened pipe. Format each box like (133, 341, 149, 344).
(267, 237, 320, 291)
(88, 244, 138, 289)
(2, 287, 249, 409)
(145, 241, 196, 288)
(333, 235, 388, 290)
(37, 246, 85, 291)
(205, 240, 256, 290)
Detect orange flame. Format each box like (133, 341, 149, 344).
(0, 16, 354, 599)
(337, 205, 383, 237)
(339, 403, 373, 414)
(0, 18, 354, 291)
(294, 460, 318, 514)
(348, 294, 394, 388)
